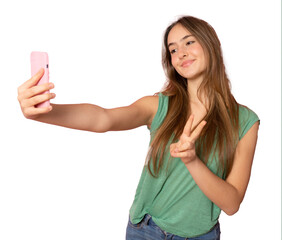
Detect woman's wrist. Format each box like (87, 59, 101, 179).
(184, 155, 202, 169)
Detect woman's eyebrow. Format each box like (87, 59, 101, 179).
(168, 35, 193, 48)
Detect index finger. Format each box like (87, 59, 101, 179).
(183, 114, 194, 136)
(18, 68, 44, 91)
(190, 120, 207, 142)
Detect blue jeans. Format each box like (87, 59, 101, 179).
(126, 214, 220, 240)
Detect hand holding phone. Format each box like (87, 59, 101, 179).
(30, 51, 50, 108)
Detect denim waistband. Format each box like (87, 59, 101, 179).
(140, 214, 220, 239)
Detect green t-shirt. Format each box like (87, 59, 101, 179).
(129, 93, 259, 238)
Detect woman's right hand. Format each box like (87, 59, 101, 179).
(17, 68, 56, 120)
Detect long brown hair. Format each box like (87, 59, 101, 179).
(148, 16, 239, 178)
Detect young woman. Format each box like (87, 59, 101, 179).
(18, 16, 259, 240)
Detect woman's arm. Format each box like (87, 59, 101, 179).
(170, 115, 259, 216)
(18, 69, 158, 132)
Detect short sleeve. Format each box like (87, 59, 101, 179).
(150, 93, 169, 132)
(238, 105, 260, 140)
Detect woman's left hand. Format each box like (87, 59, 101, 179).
(170, 115, 206, 164)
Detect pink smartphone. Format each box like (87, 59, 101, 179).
(30, 51, 50, 108)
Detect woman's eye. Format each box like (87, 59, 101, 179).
(186, 41, 195, 45)
(170, 49, 177, 54)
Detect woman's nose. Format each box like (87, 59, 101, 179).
(178, 46, 188, 58)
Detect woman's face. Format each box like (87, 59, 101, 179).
(167, 24, 207, 81)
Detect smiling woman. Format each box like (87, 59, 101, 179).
(128, 16, 259, 240)
(167, 26, 207, 81)
(17, 15, 260, 240)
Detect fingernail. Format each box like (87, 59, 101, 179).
(49, 83, 54, 88)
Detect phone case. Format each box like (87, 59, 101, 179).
(30, 51, 50, 108)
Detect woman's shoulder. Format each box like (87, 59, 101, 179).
(139, 94, 159, 111)
(238, 104, 259, 121)
(141, 92, 169, 112)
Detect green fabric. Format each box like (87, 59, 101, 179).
(129, 93, 259, 238)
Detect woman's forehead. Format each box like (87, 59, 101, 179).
(167, 24, 193, 46)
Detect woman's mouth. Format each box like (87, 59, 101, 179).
(181, 60, 195, 67)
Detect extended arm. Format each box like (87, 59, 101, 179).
(18, 69, 158, 132)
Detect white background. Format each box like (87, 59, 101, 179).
(0, 0, 281, 239)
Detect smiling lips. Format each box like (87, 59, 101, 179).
(181, 60, 195, 67)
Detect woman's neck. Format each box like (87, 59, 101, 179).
(187, 77, 205, 104)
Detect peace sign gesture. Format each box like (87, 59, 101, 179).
(170, 115, 207, 164)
